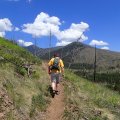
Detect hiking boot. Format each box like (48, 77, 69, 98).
(55, 90, 60, 95)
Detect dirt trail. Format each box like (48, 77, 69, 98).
(46, 84, 65, 120)
(42, 62, 65, 120)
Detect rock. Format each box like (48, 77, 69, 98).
(0, 113, 4, 119)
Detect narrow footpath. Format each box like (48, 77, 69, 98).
(42, 62, 65, 120)
(46, 84, 65, 120)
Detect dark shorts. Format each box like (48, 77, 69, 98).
(50, 73, 60, 84)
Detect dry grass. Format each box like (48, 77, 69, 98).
(63, 70, 120, 120)
(0, 63, 50, 119)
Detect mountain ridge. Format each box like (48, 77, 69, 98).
(0, 38, 120, 120)
(26, 42, 120, 71)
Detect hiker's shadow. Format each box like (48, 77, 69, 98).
(48, 85, 55, 98)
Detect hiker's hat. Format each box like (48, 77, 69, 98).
(54, 53, 59, 57)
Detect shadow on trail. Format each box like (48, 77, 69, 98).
(48, 85, 55, 98)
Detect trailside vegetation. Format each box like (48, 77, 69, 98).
(63, 70, 120, 120)
(0, 37, 50, 120)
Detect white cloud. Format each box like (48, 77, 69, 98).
(56, 22, 89, 46)
(0, 18, 13, 37)
(7, 0, 32, 3)
(101, 46, 109, 50)
(17, 39, 24, 44)
(24, 42, 33, 46)
(28, 0, 32, 3)
(14, 27, 20, 31)
(89, 40, 109, 46)
(22, 12, 61, 37)
(56, 41, 72, 46)
(17, 39, 33, 46)
(0, 32, 5, 37)
(22, 12, 89, 46)
(7, 0, 20, 2)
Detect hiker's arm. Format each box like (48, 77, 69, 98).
(48, 59, 52, 74)
(48, 66, 51, 74)
(61, 67, 64, 76)
(60, 59, 64, 76)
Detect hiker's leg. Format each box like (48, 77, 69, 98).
(56, 73, 60, 91)
(52, 82, 56, 91)
(56, 83, 59, 91)
(51, 73, 57, 91)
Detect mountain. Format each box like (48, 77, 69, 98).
(26, 42, 120, 92)
(1, 38, 120, 120)
(26, 42, 120, 71)
(26, 45, 63, 58)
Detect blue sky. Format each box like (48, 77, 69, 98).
(0, 0, 120, 52)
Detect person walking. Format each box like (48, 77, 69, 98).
(48, 53, 64, 96)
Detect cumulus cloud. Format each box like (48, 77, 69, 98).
(22, 12, 61, 37)
(101, 46, 109, 50)
(0, 32, 5, 37)
(56, 41, 72, 46)
(28, 0, 32, 3)
(22, 12, 89, 46)
(0, 18, 13, 37)
(14, 27, 20, 31)
(17, 39, 33, 46)
(7, 0, 20, 2)
(7, 0, 32, 3)
(56, 22, 89, 46)
(89, 40, 109, 46)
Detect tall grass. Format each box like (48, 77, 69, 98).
(0, 37, 41, 67)
(0, 62, 50, 119)
(63, 70, 120, 120)
(0, 38, 50, 119)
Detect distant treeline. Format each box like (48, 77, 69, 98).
(75, 70, 120, 93)
(65, 63, 120, 93)
(70, 63, 94, 69)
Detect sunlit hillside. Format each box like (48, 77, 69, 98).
(0, 37, 50, 120)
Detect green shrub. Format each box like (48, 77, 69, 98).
(16, 67, 27, 76)
(31, 71, 40, 79)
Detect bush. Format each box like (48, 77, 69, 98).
(31, 71, 40, 79)
(16, 67, 27, 76)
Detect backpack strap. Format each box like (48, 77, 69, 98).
(50, 57, 60, 70)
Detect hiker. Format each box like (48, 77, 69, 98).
(48, 53, 64, 95)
